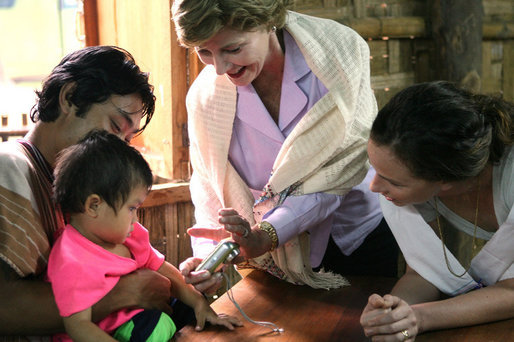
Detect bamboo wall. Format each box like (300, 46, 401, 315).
(138, 183, 194, 267)
(138, 201, 194, 267)
(482, 0, 514, 98)
(295, 0, 514, 107)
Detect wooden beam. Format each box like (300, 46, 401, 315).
(169, 20, 190, 180)
(371, 72, 415, 89)
(83, 0, 99, 46)
(483, 21, 514, 39)
(339, 17, 427, 39)
(342, 16, 427, 38)
(300, 11, 514, 40)
(142, 182, 191, 208)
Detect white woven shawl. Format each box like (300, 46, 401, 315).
(187, 11, 377, 289)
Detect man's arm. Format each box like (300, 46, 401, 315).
(93, 268, 174, 320)
(0, 260, 62, 335)
(0, 261, 173, 336)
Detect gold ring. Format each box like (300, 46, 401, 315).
(401, 329, 409, 340)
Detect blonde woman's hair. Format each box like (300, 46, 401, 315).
(172, 0, 292, 47)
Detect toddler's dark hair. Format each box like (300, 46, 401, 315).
(53, 130, 153, 214)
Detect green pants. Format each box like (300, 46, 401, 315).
(113, 310, 176, 342)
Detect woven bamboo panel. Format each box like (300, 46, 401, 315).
(503, 41, 514, 101)
(138, 202, 194, 267)
(482, 39, 514, 101)
(367, 37, 424, 107)
(294, 0, 513, 105)
(482, 41, 505, 95)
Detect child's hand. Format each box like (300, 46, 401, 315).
(194, 301, 243, 331)
(179, 257, 224, 295)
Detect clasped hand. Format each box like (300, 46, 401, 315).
(360, 294, 419, 341)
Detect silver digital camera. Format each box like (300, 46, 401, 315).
(195, 241, 240, 274)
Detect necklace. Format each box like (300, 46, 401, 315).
(434, 177, 480, 278)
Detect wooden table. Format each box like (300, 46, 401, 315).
(175, 270, 514, 341)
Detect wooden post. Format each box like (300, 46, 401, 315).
(430, 0, 483, 92)
(82, 0, 99, 46)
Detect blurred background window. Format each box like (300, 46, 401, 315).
(0, 0, 83, 141)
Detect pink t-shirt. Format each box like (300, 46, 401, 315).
(47, 222, 165, 336)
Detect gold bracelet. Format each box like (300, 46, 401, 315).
(259, 221, 278, 251)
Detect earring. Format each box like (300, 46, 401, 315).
(272, 26, 277, 32)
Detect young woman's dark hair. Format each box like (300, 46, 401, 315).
(370, 81, 514, 182)
(31, 46, 155, 133)
(53, 130, 153, 214)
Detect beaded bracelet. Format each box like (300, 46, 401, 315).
(259, 221, 279, 251)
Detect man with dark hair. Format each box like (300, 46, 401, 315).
(0, 46, 171, 341)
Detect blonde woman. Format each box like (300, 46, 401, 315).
(172, 0, 399, 294)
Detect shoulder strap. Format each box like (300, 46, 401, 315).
(16, 139, 64, 243)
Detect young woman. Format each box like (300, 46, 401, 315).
(361, 81, 514, 341)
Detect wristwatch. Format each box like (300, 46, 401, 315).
(258, 221, 279, 251)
